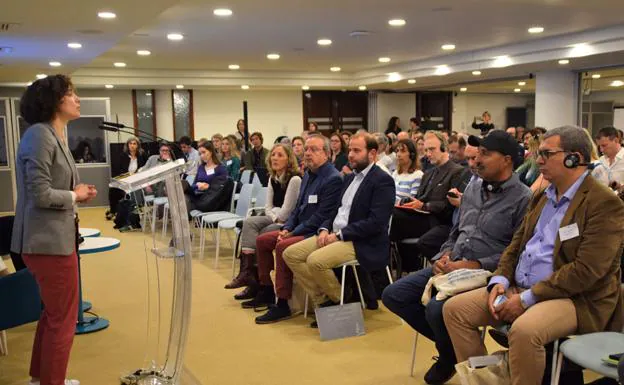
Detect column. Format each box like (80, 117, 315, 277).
(535, 70, 580, 129)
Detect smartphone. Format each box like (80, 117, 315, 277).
(447, 191, 459, 199)
(609, 353, 623, 361)
(493, 295, 508, 308)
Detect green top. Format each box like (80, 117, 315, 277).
(223, 156, 241, 181)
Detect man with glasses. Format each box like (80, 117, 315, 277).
(444, 126, 624, 385)
(596, 126, 624, 188)
(244, 134, 342, 324)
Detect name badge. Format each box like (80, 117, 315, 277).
(308, 195, 318, 204)
(226, 160, 233, 166)
(206, 168, 215, 175)
(559, 223, 579, 242)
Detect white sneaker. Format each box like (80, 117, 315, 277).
(29, 379, 80, 385)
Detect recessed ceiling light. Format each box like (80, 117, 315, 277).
(460, 87, 467, 92)
(492, 56, 512, 68)
(114, 62, 126, 68)
(145, 92, 152, 96)
(558, 59, 570, 65)
(407, 79, 416, 84)
(105, 84, 114, 89)
(358, 85, 367, 91)
(611, 80, 624, 87)
(176, 85, 184, 89)
(514, 88, 521, 92)
(528, 26, 544, 34)
(472, 70, 482, 75)
(213, 8, 233, 17)
(388, 19, 406, 27)
(441, 44, 456, 50)
(317, 39, 332, 46)
(241, 85, 250, 90)
(378, 57, 391, 63)
(49, 61, 61, 67)
(387, 72, 402, 82)
(36, 74, 46, 79)
(137, 50, 151, 56)
(435, 65, 450, 76)
(267, 53, 280, 60)
(98, 11, 116, 19)
(592, 74, 601, 79)
(302, 85, 310, 90)
(518, 81, 526, 86)
(228, 64, 240, 70)
(330, 66, 341, 72)
(569, 43, 593, 58)
(67, 42, 82, 49)
(167, 33, 184, 41)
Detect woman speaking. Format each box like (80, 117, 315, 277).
(12, 75, 97, 385)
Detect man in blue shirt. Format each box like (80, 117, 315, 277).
(444, 126, 624, 385)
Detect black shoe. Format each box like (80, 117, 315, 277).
(366, 299, 379, 310)
(241, 286, 274, 309)
(488, 327, 510, 348)
(424, 360, 456, 385)
(310, 320, 318, 328)
(318, 299, 338, 308)
(255, 304, 292, 324)
(234, 285, 258, 300)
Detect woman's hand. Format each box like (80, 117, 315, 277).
(196, 182, 209, 191)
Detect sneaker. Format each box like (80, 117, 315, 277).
(424, 359, 456, 384)
(255, 304, 292, 324)
(29, 380, 80, 385)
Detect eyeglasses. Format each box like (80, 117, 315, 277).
(304, 146, 323, 153)
(537, 149, 565, 159)
(424, 147, 438, 153)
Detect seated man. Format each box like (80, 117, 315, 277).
(243, 134, 342, 324)
(383, 131, 531, 384)
(390, 131, 465, 265)
(283, 133, 395, 327)
(444, 126, 624, 385)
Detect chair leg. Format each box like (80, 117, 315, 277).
(386, 266, 394, 284)
(304, 294, 309, 319)
(351, 265, 365, 310)
(551, 339, 562, 385)
(215, 226, 221, 268)
(151, 204, 157, 233)
(199, 220, 206, 260)
(410, 333, 419, 377)
(340, 266, 347, 305)
(162, 205, 169, 237)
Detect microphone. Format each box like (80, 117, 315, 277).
(98, 124, 119, 132)
(102, 121, 126, 128)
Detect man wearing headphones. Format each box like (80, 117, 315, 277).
(444, 126, 624, 385)
(383, 131, 531, 384)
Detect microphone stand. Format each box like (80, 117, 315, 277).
(100, 124, 183, 160)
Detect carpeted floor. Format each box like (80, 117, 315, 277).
(0, 208, 599, 385)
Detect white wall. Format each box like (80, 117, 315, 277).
(452, 93, 534, 134)
(376, 93, 416, 133)
(155, 90, 173, 141)
(535, 70, 578, 129)
(79, 89, 134, 143)
(584, 90, 624, 105)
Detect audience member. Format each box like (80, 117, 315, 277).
(221, 136, 241, 181)
(596, 126, 624, 187)
(73, 141, 96, 163)
(472, 111, 495, 136)
(448, 135, 467, 166)
(515, 133, 542, 189)
(409, 117, 420, 132)
(211, 134, 224, 159)
(241, 132, 269, 184)
(330, 132, 349, 174)
(444, 125, 624, 385)
(183, 142, 228, 213)
(244, 134, 342, 324)
(226, 144, 302, 300)
(235, 118, 246, 143)
(291, 136, 306, 174)
(373, 133, 394, 174)
(383, 131, 531, 384)
(397, 131, 409, 141)
(392, 139, 423, 204)
(515, 126, 525, 143)
(447, 143, 479, 212)
(308, 122, 319, 133)
(341, 131, 353, 147)
(410, 129, 423, 143)
(417, 136, 433, 172)
(197, 137, 209, 147)
(506, 127, 517, 138)
(284, 133, 395, 327)
(179, 135, 200, 176)
(385, 116, 402, 135)
(107, 136, 148, 220)
(534, 126, 547, 135)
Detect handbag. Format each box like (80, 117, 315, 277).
(422, 268, 492, 305)
(456, 351, 511, 385)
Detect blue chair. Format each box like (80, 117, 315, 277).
(0, 268, 42, 331)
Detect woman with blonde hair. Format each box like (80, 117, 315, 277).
(225, 144, 302, 299)
(221, 136, 241, 181)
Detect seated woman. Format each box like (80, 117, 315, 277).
(329, 132, 350, 174)
(184, 142, 228, 213)
(225, 143, 302, 300)
(291, 136, 305, 175)
(107, 136, 148, 220)
(73, 140, 96, 163)
(221, 136, 241, 181)
(392, 139, 423, 204)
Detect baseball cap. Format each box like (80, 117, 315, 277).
(468, 130, 524, 168)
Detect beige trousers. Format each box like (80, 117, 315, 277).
(282, 236, 356, 306)
(443, 287, 578, 385)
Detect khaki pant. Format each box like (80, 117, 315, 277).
(443, 287, 578, 385)
(282, 236, 356, 306)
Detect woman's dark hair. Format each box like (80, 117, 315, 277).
(387, 116, 400, 132)
(330, 132, 348, 154)
(20, 74, 74, 125)
(199, 141, 221, 165)
(236, 119, 245, 131)
(74, 140, 94, 161)
(397, 139, 420, 174)
(308, 121, 319, 131)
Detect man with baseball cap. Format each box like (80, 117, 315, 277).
(383, 130, 531, 384)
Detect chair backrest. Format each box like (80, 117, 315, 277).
(0, 269, 42, 330)
(185, 174, 196, 185)
(235, 183, 254, 217)
(240, 169, 252, 185)
(254, 187, 269, 208)
(252, 173, 263, 189)
(229, 181, 239, 212)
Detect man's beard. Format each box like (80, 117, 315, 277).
(351, 158, 370, 172)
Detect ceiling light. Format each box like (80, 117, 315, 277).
(176, 85, 184, 89)
(145, 92, 152, 96)
(167, 33, 184, 41)
(460, 87, 467, 92)
(26, 82, 32, 86)
(387, 72, 402, 82)
(67, 42, 82, 49)
(241, 85, 250, 90)
(330, 66, 341, 72)
(592, 74, 601, 79)
(137, 50, 151, 56)
(407, 79, 416, 84)
(472, 70, 482, 75)
(228, 64, 240, 70)
(514, 88, 521, 92)
(267, 53, 280, 60)
(49, 61, 61, 67)
(317, 39, 332, 46)
(492, 56, 512, 68)
(114, 62, 126, 68)
(302, 85, 310, 90)
(611, 80, 624, 87)
(388, 19, 406, 27)
(528, 26, 544, 34)
(105, 85, 114, 89)
(36, 74, 46, 79)
(441, 44, 456, 50)
(213, 8, 233, 17)
(434, 65, 450, 76)
(98, 11, 116, 19)
(569, 43, 593, 58)
(358, 85, 367, 91)
(378, 57, 391, 63)
(558, 59, 570, 65)
(518, 81, 526, 86)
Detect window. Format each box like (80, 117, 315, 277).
(172, 89, 194, 140)
(132, 89, 157, 138)
(0, 117, 7, 167)
(67, 116, 107, 163)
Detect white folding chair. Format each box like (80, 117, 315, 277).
(162, 174, 197, 236)
(229, 187, 268, 277)
(239, 169, 252, 185)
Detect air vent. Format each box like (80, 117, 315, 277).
(349, 30, 371, 37)
(0, 22, 22, 32)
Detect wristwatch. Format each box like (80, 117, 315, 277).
(335, 231, 342, 241)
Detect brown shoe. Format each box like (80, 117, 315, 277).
(234, 284, 258, 300)
(225, 252, 256, 289)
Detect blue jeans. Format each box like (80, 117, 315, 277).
(382, 267, 456, 367)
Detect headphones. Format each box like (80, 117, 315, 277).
(424, 131, 448, 152)
(482, 180, 504, 194)
(563, 152, 594, 169)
